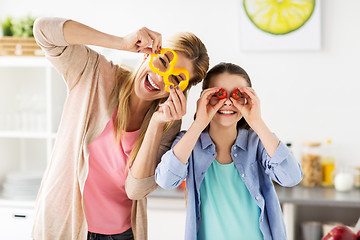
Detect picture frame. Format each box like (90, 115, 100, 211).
(240, 0, 321, 51)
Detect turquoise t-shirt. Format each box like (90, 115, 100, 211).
(197, 160, 263, 240)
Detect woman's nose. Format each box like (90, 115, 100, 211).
(155, 73, 164, 83)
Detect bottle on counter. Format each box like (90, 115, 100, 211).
(321, 139, 335, 187)
(354, 166, 360, 189)
(301, 142, 322, 187)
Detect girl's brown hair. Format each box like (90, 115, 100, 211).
(202, 62, 252, 130)
(112, 32, 209, 167)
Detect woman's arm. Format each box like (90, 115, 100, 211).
(125, 120, 181, 199)
(33, 17, 97, 90)
(130, 87, 186, 178)
(125, 87, 186, 199)
(63, 20, 161, 54)
(34, 17, 161, 90)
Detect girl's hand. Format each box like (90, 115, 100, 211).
(120, 27, 162, 54)
(194, 87, 226, 129)
(231, 87, 262, 128)
(152, 86, 187, 124)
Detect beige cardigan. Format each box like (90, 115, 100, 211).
(32, 17, 180, 240)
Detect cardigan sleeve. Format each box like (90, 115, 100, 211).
(33, 17, 100, 91)
(125, 120, 182, 200)
(157, 120, 181, 162)
(125, 171, 158, 200)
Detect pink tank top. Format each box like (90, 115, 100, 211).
(84, 109, 139, 234)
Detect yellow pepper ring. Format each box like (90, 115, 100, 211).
(149, 48, 178, 75)
(164, 68, 190, 92)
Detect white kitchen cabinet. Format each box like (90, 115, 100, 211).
(276, 185, 360, 240)
(0, 56, 66, 178)
(0, 204, 35, 240)
(147, 197, 186, 240)
(0, 56, 66, 237)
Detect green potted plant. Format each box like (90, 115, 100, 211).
(1, 17, 14, 36)
(0, 16, 42, 56)
(12, 16, 36, 37)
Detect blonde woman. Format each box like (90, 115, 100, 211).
(32, 17, 209, 240)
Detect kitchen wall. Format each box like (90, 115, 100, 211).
(1, 0, 359, 166)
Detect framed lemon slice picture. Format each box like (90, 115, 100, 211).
(240, 0, 321, 51)
(243, 0, 316, 35)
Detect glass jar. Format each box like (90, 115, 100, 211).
(333, 166, 354, 192)
(354, 166, 360, 189)
(301, 142, 322, 187)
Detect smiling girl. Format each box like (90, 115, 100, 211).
(155, 62, 303, 240)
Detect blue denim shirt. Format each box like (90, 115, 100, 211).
(155, 128, 303, 240)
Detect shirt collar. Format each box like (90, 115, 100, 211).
(200, 128, 249, 151)
(200, 130, 214, 150)
(234, 128, 249, 151)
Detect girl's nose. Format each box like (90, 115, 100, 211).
(223, 97, 233, 106)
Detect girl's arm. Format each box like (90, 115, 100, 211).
(131, 87, 222, 179)
(155, 88, 226, 189)
(257, 138, 303, 187)
(172, 87, 225, 164)
(251, 119, 279, 157)
(232, 87, 279, 157)
(155, 131, 188, 190)
(232, 88, 302, 186)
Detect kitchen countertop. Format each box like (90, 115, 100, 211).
(148, 187, 185, 199)
(149, 185, 360, 208)
(275, 185, 360, 207)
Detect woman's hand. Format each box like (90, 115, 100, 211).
(194, 87, 226, 129)
(231, 87, 262, 128)
(152, 86, 187, 125)
(120, 27, 162, 54)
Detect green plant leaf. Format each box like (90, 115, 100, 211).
(1, 17, 13, 36)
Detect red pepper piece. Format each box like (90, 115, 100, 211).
(231, 88, 242, 100)
(216, 88, 227, 99)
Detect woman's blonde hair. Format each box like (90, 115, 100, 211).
(112, 32, 209, 167)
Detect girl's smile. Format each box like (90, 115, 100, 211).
(217, 109, 237, 115)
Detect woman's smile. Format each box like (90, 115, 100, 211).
(144, 74, 161, 91)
